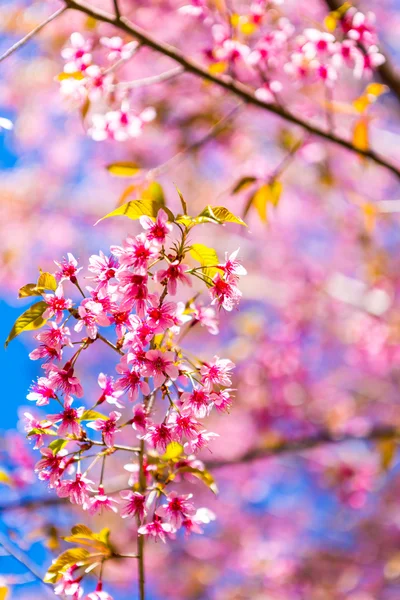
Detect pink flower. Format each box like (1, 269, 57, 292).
(53, 397, 84, 437)
(138, 516, 174, 542)
(116, 360, 150, 401)
(100, 36, 138, 61)
(57, 473, 94, 505)
(49, 364, 84, 398)
(167, 410, 201, 440)
(27, 376, 56, 406)
(116, 271, 149, 316)
(210, 388, 234, 412)
(182, 507, 216, 535)
(62, 32, 92, 73)
(200, 356, 235, 391)
(185, 430, 219, 453)
(181, 387, 212, 419)
(146, 298, 176, 332)
(89, 104, 156, 142)
(140, 209, 173, 246)
(125, 315, 155, 347)
(29, 342, 62, 363)
(35, 322, 71, 348)
(219, 250, 246, 280)
(24, 412, 54, 449)
(157, 492, 196, 528)
(54, 565, 83, 598)
(97, 373, 124, 408)
(142, 423, 173, 452)
(43, 285, 73, 323)
(88, 251, 118, 287)
(143, 350, 179, 387)
(111, 234, 158, 272)
(154, 261, 192, 295)
(191, 303, 219, 335)
(87, 486, 119, 515)
(87, 411, 121, 447)
(35, 447, 68, 488)
(54, 253, 81, 283)
(131, 403, 149, 433)
(120, 490, 146, 520)
(74, 299, 111, 339)
(209, 273, 242, 311)
(83, 581, 114, 600)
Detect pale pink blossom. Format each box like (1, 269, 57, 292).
(154, 261, 192, 295)
(143, 350, 179, 387)
(140, 208, 172, 246)
(138, 517, 174, 542)
(87, 411, 121, 447)
(43, 285, 73, 323)
(200, 356, 235, 390)
(120, 490, 146, 520)
(87, 486, 119, 515)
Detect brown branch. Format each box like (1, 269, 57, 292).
(0, 7, 67, 63)
(62, 0, 400, 179)
(323, 0, 400, 104)
(207, 425, 400, 469)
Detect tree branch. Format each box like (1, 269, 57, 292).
(323, 0, 400, 105)
(0, 7, 67, 63)
(62, 0, 400, 179)
(207, 425, 400, 469)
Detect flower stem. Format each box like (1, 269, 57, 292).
(137, 438, 146, 600)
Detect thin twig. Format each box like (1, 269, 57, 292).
(115, 66, 184, 90)
(146, 103, 243, 180)
(206, 425, 400, 469)
(96, 333, 124, 355)
(113, 0, 121, 20)
(0, 531, 52, 594)
(63, 0, 400, 179)
(0, 7, 67, 63)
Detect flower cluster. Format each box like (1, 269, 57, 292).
(22, 205, 245, 597)
(59, 33, 155, 141)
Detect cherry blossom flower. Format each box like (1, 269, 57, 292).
(54, 253, 82, 283)
(62, 32, 92, 73)
(120, 490, 146, 520)
(74, 298, 111, 339)
(142, 423, 174, 452)
(182, 507, 216, 535)
(57, 473, 94, 505)
(87, 411, 122, 447)
(43, 285, 73, 323)
(24, 412, 54, 448)
(83, 581, 114, 600)
(27, 376, 56, 406)
(54, 565, 83, 598)
(209, 273, 242, 311)
(146, 298, 177, 332)
(191, 303, 219, 335)
(89, 104, 156, 142)
(49, 364, 84, 398)
(154, 261, 192, 295)
(116, 359, 150, 401)
(53, 397, 84, 437)
(211, 388, 234, 412)
(143, 350, 179, 387)
(100, 36, 138, 61)
(181, 387, 212, 419)
(140, 208, 173, 246)
(35, 447, 69, 488)
(200, 356, 235, 391)
(87, 486, 119, 515)
(88, 252, 119, 287)
(157, 492, 196, 528)
(131, 403, 149, 433)
(138, 516, 175, 542)
(97, 373, 124, 408)
(112, 234, 158, 272)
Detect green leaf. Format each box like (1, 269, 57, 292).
(44, 548, 91, 583)
(18, 283, 44, 298)
(27, 427, 57, 437)
(106, 162, 141, 177)
(80, 410, 108, 421)
(197, 205, 247, 227)
(246, 181, 283, 221)
(96, 195, 174, 225)
(5, 301, 48, 348)
(63, 524, 112, 554)
(190, 243, 220, 279)
(175, 185, 187, 215)
(232, 176, 257, 194)
(49, 439, 69, 454)
(162, 442, 184, 461)
(177, 466, 218, 494)
(37, 271, 57, 291)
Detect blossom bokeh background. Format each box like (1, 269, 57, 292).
(2, 0, 400, 598)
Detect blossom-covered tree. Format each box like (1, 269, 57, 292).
(1, 0, 400, 599)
